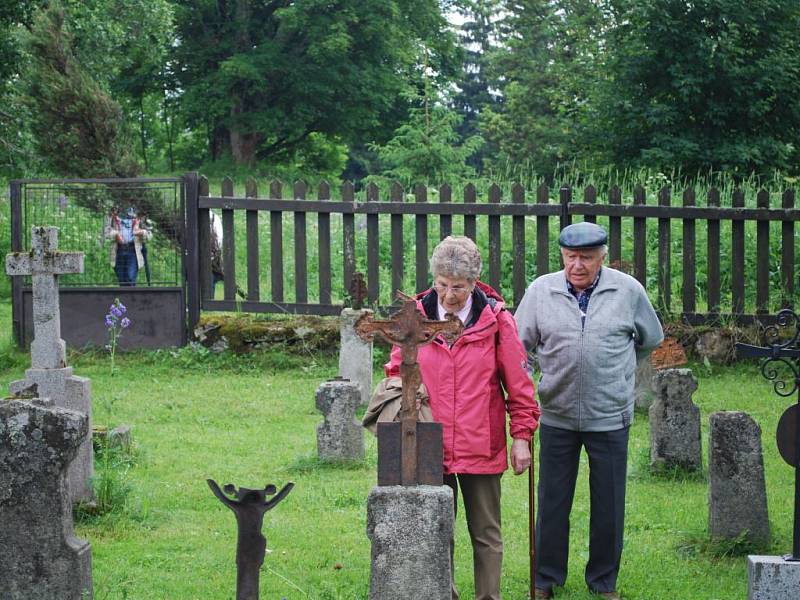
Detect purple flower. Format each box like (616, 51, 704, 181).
(110, 305, 123, 318)
(121, 317, 131, 329)
(117, 302, 126, 314)
(105, 315, 114, 328)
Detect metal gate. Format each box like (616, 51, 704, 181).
(10, 177, 187, 349)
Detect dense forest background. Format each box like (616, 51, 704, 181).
(2, 0, 800, 186)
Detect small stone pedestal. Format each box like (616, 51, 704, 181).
(366, 485, 453, 600)
(316, 378, 364, 461)
(748, 556, 800, 599)
(339, 308, 373, 406)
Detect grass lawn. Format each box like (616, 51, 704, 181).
(0, 298, 795, 599)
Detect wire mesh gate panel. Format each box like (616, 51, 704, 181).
(10, 178, 187, 349)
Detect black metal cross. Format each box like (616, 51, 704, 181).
(736, 308, 800, 561)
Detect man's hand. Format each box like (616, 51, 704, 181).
(510, 437, 531, 475)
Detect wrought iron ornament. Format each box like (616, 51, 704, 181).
(736, 308, 800, 561)
(208, 479, 294, 600)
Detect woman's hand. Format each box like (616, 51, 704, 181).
(510, 438, 531, 475)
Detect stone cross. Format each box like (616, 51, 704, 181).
(6, 226, 83, 369)
(208, 479, 294, 600)
(736, 308, 800, 561)
(355, 296, 463, 486)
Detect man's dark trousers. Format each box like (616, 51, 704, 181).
(535, 423, 630, 594)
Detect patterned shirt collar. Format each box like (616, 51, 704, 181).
(566, 268, 602, 317)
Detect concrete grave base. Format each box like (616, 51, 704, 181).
(748, 555, 800, 600)
(366, 485, 453, 600)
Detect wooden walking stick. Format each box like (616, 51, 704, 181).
(529, 437, 536, 599)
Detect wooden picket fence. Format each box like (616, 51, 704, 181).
(184, 174, 799, 331)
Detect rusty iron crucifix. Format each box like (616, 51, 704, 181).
(207, 479, 294, 600)
(355, 293, 463, 486)
(348, 272, 368, 310)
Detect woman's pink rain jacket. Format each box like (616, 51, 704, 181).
(385, 281, 540, 475)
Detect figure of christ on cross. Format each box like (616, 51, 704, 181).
(355, 295, 464, 486)
(6, 227, 83, 369)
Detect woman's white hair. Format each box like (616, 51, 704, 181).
(429, 236, 482, 281)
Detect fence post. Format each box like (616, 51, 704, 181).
(559, 186, 572, 231)
(184, 172, 200, 337)
(657, 186, 671, 314)
(10, 180, 23, 346)
(782, 189, 795, 309)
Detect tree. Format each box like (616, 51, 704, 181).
(451, 0, 503, 172)
(371, 99, 482, 186)
(587, 0, 800, 175)
(24, 3, 138, 177)
(171, 0, 458, 167)
(0, 1, 45, 175)
(480, 0, 603, 180)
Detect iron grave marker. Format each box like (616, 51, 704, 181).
(355, 295, 463, 486)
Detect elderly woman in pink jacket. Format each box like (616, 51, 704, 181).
(385, 235, 540, 600)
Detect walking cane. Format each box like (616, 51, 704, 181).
(529, 437, 536, 599)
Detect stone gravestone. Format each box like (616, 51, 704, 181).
(316, 377, 364, 462)
(634, 357, 655, 410)
(649, 368, 702, 472)
(708, 411, 770, 546)
(0, 398, 92, 599)
(339, 307, 373, 407)
(6, 226, 93, 505)
(339, 272, 373, 406)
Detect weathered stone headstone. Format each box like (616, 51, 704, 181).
(748, 556, 800, 600)
(339, 307, 374, 407)
(708, 411, 770, 546)
(634, 357, 655, 410)
(0, 397, 92, 599)
(6, 226, 94, 504)
(366, 485, 453, 600)
(649, 368, 702, 472)
(316, 377, 364, 462)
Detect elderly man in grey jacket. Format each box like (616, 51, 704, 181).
(515, 222, 663, 600)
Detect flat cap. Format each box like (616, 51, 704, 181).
(558, 222, 608, 248)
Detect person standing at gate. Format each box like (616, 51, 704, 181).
(515, 222, 663, 600)
(384, 235, 540, 600)
(105, 207, 152, 286)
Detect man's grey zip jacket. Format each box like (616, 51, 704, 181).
(515, 267, 664, 432)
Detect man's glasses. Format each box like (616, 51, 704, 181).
(433, 283, 471, 297)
